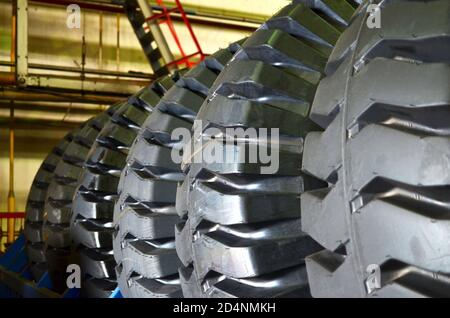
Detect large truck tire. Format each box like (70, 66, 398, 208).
(42, 107, 116, 292)
(112, 43, 242, 298)
(175, 0, 360, 298)
(302, 0, 450, 297)
(24, 133, 73, 282)
(70, 77, 176, 298)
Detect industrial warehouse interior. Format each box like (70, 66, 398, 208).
(0, 0, 449, 302)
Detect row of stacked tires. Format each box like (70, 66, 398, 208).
(24, 0, 450, 298)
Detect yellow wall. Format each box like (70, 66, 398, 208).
(0, 128, 67, 248)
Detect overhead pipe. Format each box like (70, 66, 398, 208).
(0, 100, 107, 112)
(0, 89, 123, 104)
(0, 119, 80, 130)
(30, 0, 124, 13)
(30, 0, 258, 31)
(0, 108, 95, 124)
(0, 61, 155, 80)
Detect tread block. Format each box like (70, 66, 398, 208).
(25, 201, 45, 222)
(189, 178, 301, 228)
(43, 223, 71, 248)
(143, 109, 192, 138)
(158, 86, 204, 120)
(86, 147, 126, 176)
(82, 277, 117, 298)
(179, 265, 204, 298)
(24, 221, 43, 243)
(175, 177, 190, 218)
(120, 239, 180, 279)
(309, 54, 350, 128)
(192, 219, 316, 280)
(175, 220, 193, 267)
(117, 264, 182, 298)
(347, 59, 450, 132)
(134, 87, 161, 111)
(54, 161, 83, 181)
(354, 0, 450, 65)
(212, 60, 316, 115)
(116, 206, 179, 241)
(241, 28, 326, 78)
(301, 185, 349, 252)
(187, 139, 302, 177)
(205, 264, 310, 298)
(297, 0, 354, 27)
(114, 103, 149, 128)
(26, 186, 49, 205)
(349, 125, 450, 191)
(72, 219, 114, 248)
(302, 123, 342, 183)
(305, 250, 362, 297)
(128, 139, 184, 173)
(263, 4, 340, 56)
(198, 95, 315, 137)
(96, 124, 136, 152)
(355, 200, 450, 275)
(203, 48, 233, 72)
(176, 64, 217, 96)
(78, 171, 119, 192)
(80, 247, 116, 279)
(72, 191, 114, 220)
(119, 170, 177, 204)
(325, 9, 365, 75)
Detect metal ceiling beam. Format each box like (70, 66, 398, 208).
(0, 100, 107, 111)
(16, 0, 28, 87)
(11, 0, 152, 96)
(23, 73, 149, 95)
(29, 0, 259, 30)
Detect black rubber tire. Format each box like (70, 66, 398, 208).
(175, 0, 359, 298)
(24, 133, 74, 282)
(70, 76, 176, 298)
(113, 43, 242, 298)
(41, 107, 116, 292)
(302, 0, 450, 297)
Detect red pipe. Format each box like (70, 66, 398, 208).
(175, 0, 205, 59)
(31, 0, 123, 13)
(0, 212, 25, 219)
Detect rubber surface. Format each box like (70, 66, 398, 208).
(24, 133, 73, 282)
(41, 107, 116, 292)
(302, 0, 450, 297)
(176, 0, 359, 298)
(113, 43, 242, 298)
(71, 77, 176, 297)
